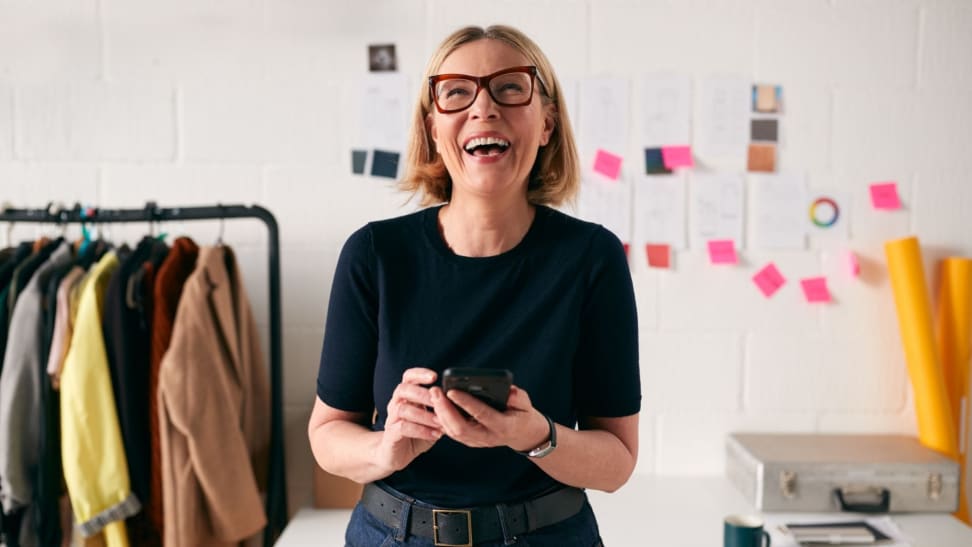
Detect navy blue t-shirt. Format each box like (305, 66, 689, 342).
(317, 204, 640, 507)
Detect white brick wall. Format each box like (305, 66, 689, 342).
(1, 0, 968, 516)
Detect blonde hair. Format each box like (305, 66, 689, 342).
(400, 25, 580, 207)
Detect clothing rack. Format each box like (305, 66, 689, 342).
(0, 202, 288, 545)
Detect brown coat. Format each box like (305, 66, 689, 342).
(158, 245, 270, 547)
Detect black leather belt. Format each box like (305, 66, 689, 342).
(361, 482, 586, 546)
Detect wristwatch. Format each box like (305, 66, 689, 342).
(517, 413, 557, 458)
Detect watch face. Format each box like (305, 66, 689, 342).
(528, 442, 555, 458)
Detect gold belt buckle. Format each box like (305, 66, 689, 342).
(432, 508, 473, 547)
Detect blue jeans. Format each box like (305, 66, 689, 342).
(344, 494, 604, 547)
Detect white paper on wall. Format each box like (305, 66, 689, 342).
(359, 73, 409, 151)
(695, 76, 750, 163)
(751, 172, 807, 249)
(806, 187, 851, 246)
(577, 77, 630, 157)
(689, 172, 745, 249)
(577, 173, 632, 245)
(634, 173, 687, 250)
(640, 74, 692, 148)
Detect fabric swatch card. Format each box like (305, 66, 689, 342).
(645, 243, 671, 269)
(753, 84, 783, 113)
(869, 182, 902, 210)
(751, 119, 779, 142)
(748, 143, 776, 172)
(800, 277, 831, 303)
(644, 148, 671, 174)
(661, 145, 693, 169)
(707, 239, 737, 265)
(351, 149, 367, 175)
(593, 149, 623, 180)
(371, 149, 399, 178)
(753, 262, 786, 298)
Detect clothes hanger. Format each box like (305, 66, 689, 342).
(216, 203, 226, 247)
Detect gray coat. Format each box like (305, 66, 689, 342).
(0, 242, 72, 529)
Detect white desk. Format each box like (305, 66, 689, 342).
(276, 475, 972, 546)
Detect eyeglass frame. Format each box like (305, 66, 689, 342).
(428, 65, 550, 114)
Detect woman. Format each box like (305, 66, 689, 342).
(309, 25, 640, 546)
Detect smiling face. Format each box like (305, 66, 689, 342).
(427, 39, 555, 204)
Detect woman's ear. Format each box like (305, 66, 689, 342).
(539, 105, 556, 146)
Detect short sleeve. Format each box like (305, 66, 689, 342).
(316, 226, 379, 412)
(573, 228, 641, 417)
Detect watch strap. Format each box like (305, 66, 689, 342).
(517, 413, 557, 458)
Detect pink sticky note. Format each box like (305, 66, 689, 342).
(800, 277, 831, 303)
(661, 145, 693, 169)
(707, 239, 737, 265)
(593, 149, 623, 180)
(752, 263, 786, 298)
(847, 251, 860, 278)
(869, 182, 901, 210)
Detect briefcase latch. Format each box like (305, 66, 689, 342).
(779, 470, 798, 499)
(927, 473, 943, 501)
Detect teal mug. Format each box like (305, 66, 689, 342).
(724, 514, 771, 547)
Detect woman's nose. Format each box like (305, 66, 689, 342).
(468, 86, 500, 119)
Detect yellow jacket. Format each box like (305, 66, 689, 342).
(61, 252, 140, 547)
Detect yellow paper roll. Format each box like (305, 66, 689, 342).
(884, 237, 958, 458)
(936, 257, 972, 523)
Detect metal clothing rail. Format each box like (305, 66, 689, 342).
(0, 202, 287, 545)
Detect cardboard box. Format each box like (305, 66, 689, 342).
(313, 465, 363, 509)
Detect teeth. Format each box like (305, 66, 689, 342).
(464, 137, 511, 151)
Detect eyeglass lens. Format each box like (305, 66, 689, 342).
(434, 71, 534, 112)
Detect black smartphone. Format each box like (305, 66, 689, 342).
(441, 367, 513, 413)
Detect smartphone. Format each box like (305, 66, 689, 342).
(441, 367, 513, 413)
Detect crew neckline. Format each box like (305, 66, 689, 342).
(423, 204, 548, 264)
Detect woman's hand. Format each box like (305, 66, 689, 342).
(429, 384, 550, 452)
(376, 368, 443, 473)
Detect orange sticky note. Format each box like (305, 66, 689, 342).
(661, 145, 693, 169)
(593, 149, 623, 180)
(753, 263, 785, 298)
(747, 143, 776, 173)
(800, 277, 831, 303)
(847, 251, 860, 278)
(869, 182, 901, 210)
(646, 243, 670, 269)
(707, 239, 737, 265)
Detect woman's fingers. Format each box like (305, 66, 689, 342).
(385, 368, 442, 441)
(506, 385, 532, 410)
(395, 420, 442, 442)
(395, 399, 440, 428)
(402, 367, 437, 385)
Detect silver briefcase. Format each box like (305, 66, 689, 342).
(726, 433, 960, 512)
